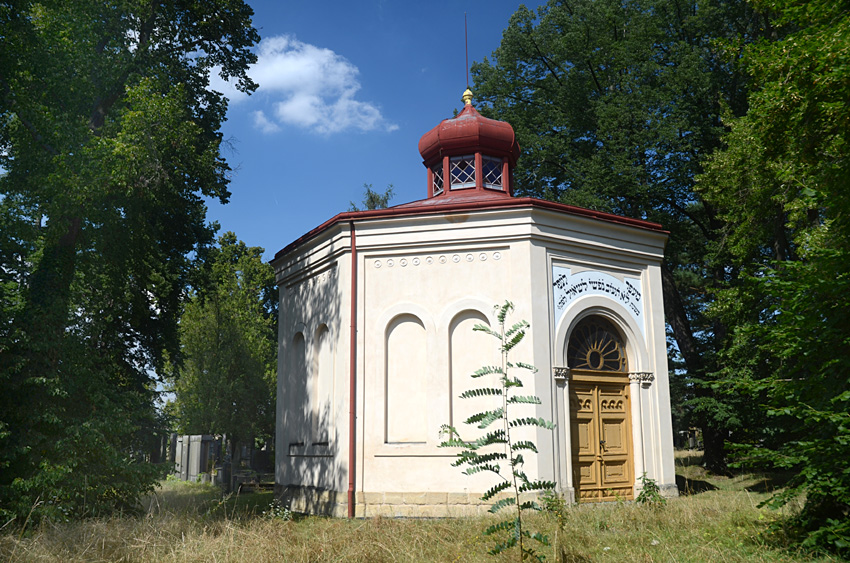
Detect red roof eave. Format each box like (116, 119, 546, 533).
(272, 197, 668, 262)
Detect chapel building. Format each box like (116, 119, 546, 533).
(271, 89, 677, 517)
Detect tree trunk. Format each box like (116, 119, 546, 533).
(660, 264, 703, 376)
(228, 437, 242, 493)
(1, 216, 82, 481)
(702, 425, 729, 475)
(661, 264, 727, 471)
(21, 216, 82, 344)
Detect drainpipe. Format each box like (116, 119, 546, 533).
(347, 221, 357, 518)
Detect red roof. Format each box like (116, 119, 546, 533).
(418, 104, 520, 167)
(272, 195, 667, 261)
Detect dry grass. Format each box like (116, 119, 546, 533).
(0, 456, 840, 562)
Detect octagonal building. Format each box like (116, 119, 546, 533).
(271, 90, 677, 517)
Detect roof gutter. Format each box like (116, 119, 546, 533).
(347, 220, 357, 518)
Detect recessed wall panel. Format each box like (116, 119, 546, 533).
(450, 311, 496, 440)
(313, 325, 333, 442)
(386, 315, 427, 443)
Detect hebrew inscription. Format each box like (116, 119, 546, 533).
(552, 266, 644, 333)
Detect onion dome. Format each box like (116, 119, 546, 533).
(417, 89, 520, 199)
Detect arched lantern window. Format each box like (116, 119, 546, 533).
(567, 316, 628, 372)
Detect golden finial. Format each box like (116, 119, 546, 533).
(462, 87, 473, 105)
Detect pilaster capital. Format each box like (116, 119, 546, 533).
(628, 372, 654, 384)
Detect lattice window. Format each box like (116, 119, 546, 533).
(450, 155, 475, 189)
(432, 164, 444, 196)
(482, 156, 503, 189)
(567, 316, 628, 372)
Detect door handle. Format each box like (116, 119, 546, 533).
(599, 440, 606, 448)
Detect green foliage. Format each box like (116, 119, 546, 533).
(262, 498, 293, 522)
(0, 0, 259, 522)
(471, 0, 769, 473)
(348, 183, 394, 211)
(698, 0, 850, 556)
(635, 473, 667, 509)
(440, 301, 555, 561)
(168, 233, 277, 456)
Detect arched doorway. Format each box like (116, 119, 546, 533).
(567, 316, 633, 502)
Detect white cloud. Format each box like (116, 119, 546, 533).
(251, 110, 281, 134)
(211, 35, 396, 135)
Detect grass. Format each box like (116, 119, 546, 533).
(0, 454, 841, 562)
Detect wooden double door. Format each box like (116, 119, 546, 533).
(569, 377, 633, 502)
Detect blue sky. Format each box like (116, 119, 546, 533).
(207, 0, 546, 261)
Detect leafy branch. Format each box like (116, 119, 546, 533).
(440, 301, 555, 561)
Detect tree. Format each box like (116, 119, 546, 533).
(169, 233, 277, 469)
(348, 183, 394, 211)
(0, 0, 259, 521)
(471, 0, 768, 471)
(698, 0, 850, 554)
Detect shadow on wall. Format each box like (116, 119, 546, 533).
(278, 403, 344, 515)
(276, 261, 347, 516)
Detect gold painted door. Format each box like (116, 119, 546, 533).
(570, 380, 633, 502)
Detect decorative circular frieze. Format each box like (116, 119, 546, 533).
(372, 251, 506, 269)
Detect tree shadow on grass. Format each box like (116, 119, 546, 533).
(674, 450, 718, 495)
(744, 470, 795, 494)
(675, 474, 718, 496)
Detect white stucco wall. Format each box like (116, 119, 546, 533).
(273, 204, 676, 516)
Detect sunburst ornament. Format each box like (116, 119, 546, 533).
(567, 317, 627, 372)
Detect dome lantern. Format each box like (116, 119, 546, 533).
(417, 89, 520, 200)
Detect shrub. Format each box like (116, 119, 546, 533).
(440, 301, 555, 561)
